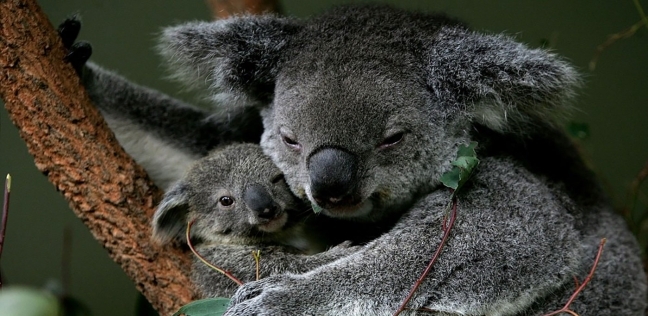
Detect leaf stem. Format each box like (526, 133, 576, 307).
(627, 160, 648, 222)
(633, 0, 648, 30)
(541, 238, 607, 316)
(393, 196, 458, 316)
(186, 220, 244, 286)
(0, 174, 12, 289)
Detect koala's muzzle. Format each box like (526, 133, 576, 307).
(243, 184, 280, 220)
(308, 147, 360, 208)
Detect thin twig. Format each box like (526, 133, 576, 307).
(393, 197, 458, 316)
(252, 250, 261, 281)
(0, 174, 12, 289)
(628, 160, 648, 218)
(589, 19, 646, 71)
(541, 238, 607, 316)
(186, 220, 244, 286)
(61, 226, 72, 295)
(633, 0, 648, 30)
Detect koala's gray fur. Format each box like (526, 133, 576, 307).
(79, 4, 646, 315)
(152, 143, 360, 297)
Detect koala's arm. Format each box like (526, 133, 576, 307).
(80, 63, 263, 190)
(191, 242, 359, 298)
(225, 158, 644, 316)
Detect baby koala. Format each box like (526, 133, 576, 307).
(152, 143, 358, 297)
(152, 142, 328, 253)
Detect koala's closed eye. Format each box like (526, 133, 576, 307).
(271, 174, 285, 184)
(378, 131, 405, 149)
(280, 127, 301, 151)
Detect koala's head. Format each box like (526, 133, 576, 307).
(152, 143, 303, 245)
(159, 5, 579, 221)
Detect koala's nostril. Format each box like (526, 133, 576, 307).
(329, 196, 343, 204)
(257, 204, 280, 219)
(312, 192, 352, 208)
(311, 190, 354, 209)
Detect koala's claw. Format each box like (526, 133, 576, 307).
(57, 15, 92, 76)
(57, 16, 81, 49)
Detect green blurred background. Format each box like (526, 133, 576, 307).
(1, 1, 646, 315)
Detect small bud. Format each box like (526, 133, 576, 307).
(4, 174, 10, 193)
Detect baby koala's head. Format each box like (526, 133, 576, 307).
(152, 143, 305, 245)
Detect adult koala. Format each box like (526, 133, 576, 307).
(75, 5, 645, 315)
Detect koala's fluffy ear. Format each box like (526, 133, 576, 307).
(158, 16, 302, 105)
(427, 27, 581, 133)
(152, 181, 190, 244)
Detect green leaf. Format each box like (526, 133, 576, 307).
(440, 142, 480, 193)
(452, 156, 478, 170)
(312, 203, 323, 214)
(0, 286, 60, 316)
(173, 298, 230, 316)
(440, 167, 461, 190)
(456, 142, 478, 158)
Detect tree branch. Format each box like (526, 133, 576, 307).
(206, 0, 282, 19)
(0, 1, 194, 315)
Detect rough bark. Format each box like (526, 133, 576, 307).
(206, 0, 281, 19)
(0, 0, 194, 315)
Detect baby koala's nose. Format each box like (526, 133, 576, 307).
(243, 183, 280, 219)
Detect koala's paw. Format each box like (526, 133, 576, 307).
(57, 15, 92, 76)
(224, 274, 313, 316)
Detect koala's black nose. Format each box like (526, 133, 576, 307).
(308, 147, 358, 207)
(243, 184, 280, 219)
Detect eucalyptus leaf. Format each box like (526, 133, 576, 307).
(440, 142, 480, 193)
(0, 286, 60, 316)
(173, 298, 230, 316)
(456, 142, 478, 158)
(440, 167, 461, 190)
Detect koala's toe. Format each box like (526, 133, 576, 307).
(65, 42, 92, 76)
(230, 281, 265, 305)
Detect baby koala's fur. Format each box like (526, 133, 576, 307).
(152, 143, 360, 297)
(152, 143, 332, 252)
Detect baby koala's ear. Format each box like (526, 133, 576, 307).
(152, 181, 190, 244)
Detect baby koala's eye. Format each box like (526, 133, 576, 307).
(219, 196, 235, 207)
(378, 131, 405, 149)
